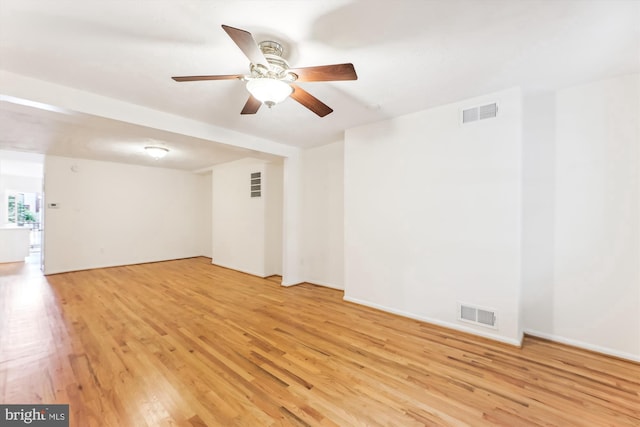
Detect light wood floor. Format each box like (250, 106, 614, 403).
(1, 257, 638, 426)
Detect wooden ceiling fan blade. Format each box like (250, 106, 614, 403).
(241, 95, 262, 115)
(290, 84, 333, 117)
(288, 63, 357, 82)
(221, 25, 268, 67)
(172, 74, 243, 82)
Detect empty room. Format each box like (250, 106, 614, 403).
(1, 1, 639, 426)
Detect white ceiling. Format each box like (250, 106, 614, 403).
(0, 0, 638, 170)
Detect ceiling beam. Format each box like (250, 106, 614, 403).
(0, 71, 299, 159)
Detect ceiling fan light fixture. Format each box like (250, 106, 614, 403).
(145, 146, 169, 159)
(246, 78, 292, 108)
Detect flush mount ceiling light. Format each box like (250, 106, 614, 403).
(245, 78, 293, 108)
(145, 146, 169, 159)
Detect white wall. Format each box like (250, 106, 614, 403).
(197, 172, 212, 258)
(43, 156, 204, 274)
(0, 174, 42, 194)
(344, 88, 523, 345)
(524, 73, 640, 361)
(521, 92, 556, 334)
(282, 154, 304, 286)
(301, 141, 345, 289)
(211, 158, 283, 277)
(264, 163, 283, 276)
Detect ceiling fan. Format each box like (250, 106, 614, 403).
(172, 25, 357, 117)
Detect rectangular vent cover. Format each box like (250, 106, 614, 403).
(458, 303, 497, 329)
(250, 172, 261, 198)
(462, 102, 498, 124)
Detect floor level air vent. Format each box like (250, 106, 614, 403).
(458, 303, 497, 329)
(462, 102, 498, 124)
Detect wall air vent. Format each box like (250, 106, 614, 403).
(250, 172, 261, 198)
(457, 303, 497, 329)
(462, 102, 498, 124)
(479, 103, 498, 120)
(462, 108, 479, 124)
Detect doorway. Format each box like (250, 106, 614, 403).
(7, 191, 43, 265)
(0, 151, 44, 270)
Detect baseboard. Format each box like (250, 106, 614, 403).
(210, 261, 270, 279)
(343, 295, 523, 347)
(304, 279, 344, 290)
(524, 329, 640, 363)
(44, 255, 201, 275)
(281, 280, 304, 287)
(207, 263, 302, 287)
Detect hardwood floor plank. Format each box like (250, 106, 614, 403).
(1, 257, 639, 426)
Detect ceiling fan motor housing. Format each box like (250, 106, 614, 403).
(250, 41, 296, 81)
